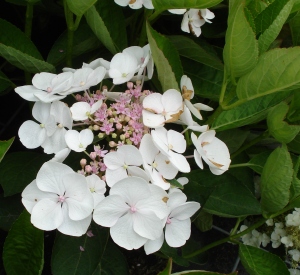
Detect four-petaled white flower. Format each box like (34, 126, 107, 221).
(191, 130, 231, 175)
(86, 174, 106, 208)
(93, 177, 169, 250)
(21, 161, 94, 236)
(70, 100, 103, 121)
(142, 89, 183, 128)
(65, 129, 94, 152)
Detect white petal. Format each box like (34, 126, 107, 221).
(162, 89, 183, 113)
(70, 102, 91, 121)
(118, 145, 143, 166)
(170, 202, 200, 220)
(42, 128, 67, 154)
(168, 9, 187, 14)
(32, 72, 55, 90)
(144, 233, 164, 255)
(50, 148, 71, 162)
(167, 191, 187, 211)
(155, 153, 178, 179)
(139, 134, 159, 165)
(105, 167, 128, 187)
(167, 129, 186, 153)
(194, 149, 203, 169)
(91, 100, 103, 114)
(31, 198, 63, 230)
(169, 151, 191, 173)
(104, 151, 124, 169)
(143, 93, 164, 114)
(110, 212, 148, 250)
(127, 166, 149, 182)
(15, 85, 40, 101)
(165, 218, 191, 247)
(18, 120, 46, 149)
(142, 110, 165, 128)
(50, 101, 73, 129)
(32, 101, 51, 123)
(93, 194, 130, 227)
(57, 204, 92, 236)
(51, 71, 73, 93)
(65, 130, 83, 152)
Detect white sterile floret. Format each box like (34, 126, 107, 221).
(181, 9, 214, 37)
(104, 145, 148, 187)
(65, 129, 94, 152)
(286, 208, 300, 227)
(191, 130, 231, 175)
(142, 89, 183, 128)
(15, 71, 73, 103)
(290, 269, 300, 275)
(86, 174, 106, 208)
(70, 100, 103, 121)
(21, 161, 94, 236)
(62, 67, 106, 94)
(168, 9, 187, 14)
(108, 52, 139, 84)
(151, 127, 190, 173)
(93, 177, 169, 250)
(144, 189, 200, 254)
(139, 134, 178, 190)
(289, 249, 300, 261)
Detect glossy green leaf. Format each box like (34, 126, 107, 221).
(290, 11, 300, 45)
(52, 223, 128, 275)
(152, 0, 223, 11)
(0, 194, 24, 231)
(247, 150, 272, 174)
(0, 71, 14, 93)
(211, 92, 292, 131)
(3, 210, 44, 275)
(169, 179, 183, 189)
(260, 145, 293, 213)
(146, 22, 182, 91)
(85, 1, 127, 54)
(0, 137, 14, 163)
(236, 48, 300, 101)
(168, 35, 224, 71)
(0, 152, 51, 197)
(66, 0, 97, 16)
(239, 244, 289, 275)
(223, 0, 258, 80)
(216, 129, 249, 153)
(292, 0, 300, 12)
(255, 0, 294, 54)
(181, 57, 223, 101)
(0, 19, 55, 73)
(194, 210, 213, 232)
(181, 237, 208, 266)
(287, 91, 300, 122)
(203, 180, 261, 217)
(288, 132, 300, 154)
(47, 22, 101, 66)
(158, 258, 172, 275)
(267, 102, 300, 143)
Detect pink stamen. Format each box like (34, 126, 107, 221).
(130, 206, 137, 213)
(46, 87, 52, 93)
(58, 195, 66, 203)
(166, 217, 172, 224)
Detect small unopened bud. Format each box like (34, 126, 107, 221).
(116, 123, 122, 130)
(98, 133, 104, 139)
(93, 125, 100, 131)
(127, 82, 134, 89)
(75, 94, 82, 101)
(102, 85, 108, 92)
(111, 133, 117, 138)
(85, 165, 92, 173)
(126, 139, 132, 145)
(128, 120, 134, 126)
(101, 175, 106, 181)
(80, 159, 87, 167)
(109, 141, 117, 147)
(90, 152, 97, 160)
(88, 126, 93, 130)
(109, 118, 115, 123)
(120, 134, 125, 141)
(125, 116, 130, 122)
(96, 90, 101, 95)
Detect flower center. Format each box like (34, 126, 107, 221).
(80, 81, 85, 86)
(40, 123, 45, 128)
(166, 217, 172, 224)
(58, 195, 66, 203)
(46, 87, 52, 93)
(130, 206, 137, 213)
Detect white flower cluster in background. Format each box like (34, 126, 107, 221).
(15, 43, 231, 252)
(112, 0, 214, 37)
(238, 208, 300, 268)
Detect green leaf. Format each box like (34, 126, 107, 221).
(203, 180, 261, 217)
(169, 179, 183, 189)
(3, 210, 44, 275)
(47, 22, 101, 66)
(223, 0, 258, 80)
(52, 223, 128, 275)
(292, 0, 300, 12)
(146, 22, 182, 91)
(260, 145, 293, 213)
(160, 243, 189, 267)
(158, 258, 172, 275)
(287, 91, 300, 122)
(181, 57, 223, 101)
(66, 0, 97, 16)
(0, 152, 51, 197)
(267, 102, 300, 143)
(247, 150, 272, 174)
(216, 129, 249, 153)
(255, 0, 294, 54)
(288, 131, 300, 154)
(290, 11, 300, 45)
(0, 71, 14, 93)
(236, 48, 300, 101)
(239, 244, 289, 275)
(0, 194, 24, 231)
(0, 19, 55, 73)
(85, 1, 127, 54)
(0, 137, 14, 163)
(168, 35, 224, 71)
(152, 0, 223, 11)
(211, 92, 292, 131)
(181, 237, 208, 266)
(194, 210, 213, 232)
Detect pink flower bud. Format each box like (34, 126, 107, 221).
(90, 152, 97, 160)
(85, 165, 92, 173)
(116, 123, 122, 130)
(127, 82, 134, 89)
(93, 125, 100, 131)
(80, 159, 87, 167)
(75, 94, 82, 101)
(109, 141, 117, 147)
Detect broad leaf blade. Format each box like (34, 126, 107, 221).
(0, 152, 51, 197)
(3, 210, 44, 275)
(0, 137, 14, 163)
(236, 48, 300, 101)
(85, 1, 127, 54)
(146, 22, 182, 91)
(260, 145, 293, 213)
(239, 244, 289, 275)
(152, 0, 223, 11)
(66, 0, 97, 16)
(223, 0, 258, 79)
(289, 11, 300, 45)
(255, 0, 294, 54)
(168, 35, 224, 71)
